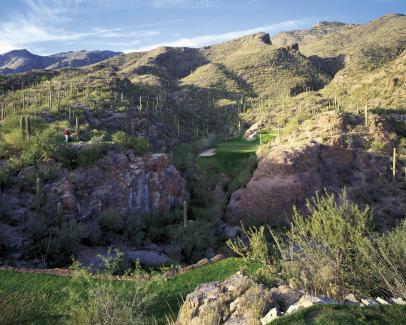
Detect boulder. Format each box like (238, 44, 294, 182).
(361, 298, 379, 306)
(390, 297, 406, 305)
(176, 272, 304, 324)
(343, 293, 360, 305)
(260, 308, 280, 325)
(210, 254, 225, 263)
(376, 297, 390, 305)
(286, 294, 337, 315)
(125, 250, 170, 267)
(244, 121, 264, 141)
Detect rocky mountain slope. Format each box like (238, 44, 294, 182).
(0, 13, 406, 268)
(272, 21, 357, 48)
(0, 150, 188, 266)
(0, 49, 122, 75)
(226, 111, 405, 231)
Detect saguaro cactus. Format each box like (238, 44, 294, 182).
(364, 103, 368, 126)
(25, 116, 31, 139)
(392, 148, 397, 179)
(75, 117, 80, 141)
(35, 177, 42, 210)
(56, 202, 63, 228)
(183, 200, 188, 230)
(20, 115, 25, 137)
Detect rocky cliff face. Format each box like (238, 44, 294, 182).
(226, 112, 405, 230)
(49, 151, 188, 220)
(1, 151, 188, 224)
(272, 21, 357, 48)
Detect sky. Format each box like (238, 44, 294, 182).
(0, 0, 405, 55)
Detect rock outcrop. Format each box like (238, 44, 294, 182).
(176, 272, 302, 325)
(176, 271, 406, 324)
(226, 111, 405, 230)
(49, 151, 188, 219)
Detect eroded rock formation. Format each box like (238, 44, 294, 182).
(226, 112, 405, 230)
(49, 151, 188, 219)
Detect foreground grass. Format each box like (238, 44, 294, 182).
(1, 257, 405, 324)
(0, 258, 257, 324)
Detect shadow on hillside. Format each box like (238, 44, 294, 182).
(226, 139, 406, 231)
(309, 54, 346, 78)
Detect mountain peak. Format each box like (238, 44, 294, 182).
(5, 49, 34, 56)
(313, 21, 347, 28)
(228, 32, 272, 46)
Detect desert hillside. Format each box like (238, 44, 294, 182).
(0, 11, 405, 325)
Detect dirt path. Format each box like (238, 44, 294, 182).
(0, 254, 225, 280)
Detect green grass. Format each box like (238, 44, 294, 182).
(273, 304, 406, 325)
(198, 132, 275, 172)
(1, 258, 405, 324)
(0, 258, 258, 324)
(214, 131, 275, 154)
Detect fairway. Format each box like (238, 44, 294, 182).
(214, 130, 277, 155)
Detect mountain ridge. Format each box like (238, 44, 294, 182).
(0, 49, 122, 75)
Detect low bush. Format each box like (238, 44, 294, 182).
(112, 131, 149, 154)
(90, 129, 111, 143)
(359, 219, 406, 297)
(65, 253, 156, 325)
(278, 191, 373, 298)
(24, 218, 83, 267)
(77, 143, 108, 166)
(96, 209, 124, 234)
(228, 190, 406, 300)
(0, 166, 15, 190)
(170, 219, 217, 262)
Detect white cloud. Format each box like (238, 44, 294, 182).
(88, 0, 216, 9)
(125, 19, 311, 52)
(0, 0, 162, 54)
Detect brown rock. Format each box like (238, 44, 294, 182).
(210, 254, 225, 263)
(226, 112, 403, 230)
(49, 151, 188, 220)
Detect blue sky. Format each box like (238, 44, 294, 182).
(0, 0, 405, 55)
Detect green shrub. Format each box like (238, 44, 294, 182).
(50, 221, 84, 266)
(57, 145, 79, 169)
(19, 129, 61, 165)
(77, 143, 108, 166)
(66, 253, 156, 325)
(126, 215, 147, 247)
(90, 129, 111, 143)
(24, 219, 83, 267)
(277, 191, 373, 298)
(359, 219, 406, 297)
(96, 209, 124, 234)
(227, 225, 270, 267)
(112, 131, 149, 154)
(170, 219, 217, 262)
(0, 166, 15, 190)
